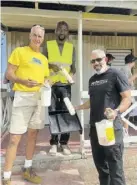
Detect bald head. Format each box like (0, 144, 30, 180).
(30, 25, 45, 37)
(91, 49, 106, 60)
(55, 21, 69, 42)
(56, 21, 69, 31)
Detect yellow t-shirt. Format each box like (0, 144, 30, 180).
(8, 46, 49, 92)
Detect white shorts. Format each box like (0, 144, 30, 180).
(9, 91, 45, 134)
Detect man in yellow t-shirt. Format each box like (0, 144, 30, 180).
(2, 25, 49, 185)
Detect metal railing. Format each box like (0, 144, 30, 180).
(1, 86, 13, 141)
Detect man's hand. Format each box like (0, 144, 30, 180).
(44, 79, 54, 86)
(104, 108, 117, 120)
(70, 73, 73, 78)
(3, 77, 9, 84)
(21, 79, 40, 88)
(49, 64, 60, 72)
(75, 106, 81, 111)
(6, 63, 42, 88)
(68, 73, 75, 84)
(75, 100, 90, 110)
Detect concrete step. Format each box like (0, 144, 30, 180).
(1, 147, 137, 174)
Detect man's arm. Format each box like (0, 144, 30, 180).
(117, 90, 132, 113)
(128, 73, 137, 84)
(6, 63, 39, 87)
(75, 99, 90, 110)
(6, 63, 21, 83)
(105, 69, 132, 120)
(105, 90, 131, 120)
(3, 71, 10, 84)
(121, 67, 137, 86)
(70, 47, 76, 75)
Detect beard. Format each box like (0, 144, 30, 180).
(58, 34, 66, 41)
(96, 68, 106, 75)
(94, 64, 108, 75)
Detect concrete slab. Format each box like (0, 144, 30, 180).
(11, 169, 84, 185)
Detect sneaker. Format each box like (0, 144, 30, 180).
(60, 145, 71, 155)
(2, 178, 11, 185)
(49, 145, 57, 155)
(22, 167, 42, 184)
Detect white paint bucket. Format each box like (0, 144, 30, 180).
(95, 119, 115, 146)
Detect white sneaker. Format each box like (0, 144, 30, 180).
(60, 145, 71, 155)
(49, 145, 57, 155)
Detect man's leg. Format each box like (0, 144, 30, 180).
(60, 133, 70, 145)
(50, 135, 59, 145)
(60, 133, 71, 155)
(25, 128, 39, 160)
(2, 104, 33, 185)
(49, 86, 60, 155)
(59, 85, 71, 155)
(105, 142, 126, 185)
(2, 134, 22, 185)
(22, 102, 45, 184)
(90, 127, 110, 185)
(49, 135, 59, 155)
(22, 128, 42, 184)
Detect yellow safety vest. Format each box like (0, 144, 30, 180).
(47, 40, 73, 84)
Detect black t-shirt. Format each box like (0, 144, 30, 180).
(88, 67, 130, 127)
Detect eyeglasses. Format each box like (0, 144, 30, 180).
(31, 24, 45, 30)
(90, 57, 104, 64)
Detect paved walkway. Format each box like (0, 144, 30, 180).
(1, 127, 137, 156)
(1, 127, 137, 185)
(6, 148, 137, 185)
(1, 127, 82, 156)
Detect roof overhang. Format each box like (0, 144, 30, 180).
(1, 7, 137, 33)
(11, 0, 137, 10)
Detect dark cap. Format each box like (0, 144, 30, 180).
(125, 54, 137, 64)
(106, 53, 115, 60)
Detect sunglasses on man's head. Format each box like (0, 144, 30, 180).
(90, 57, 104, 64)
(32, 24, 45, 30)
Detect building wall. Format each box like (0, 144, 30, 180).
(6, 32, 137, 125)
(1, 31, 7, 89)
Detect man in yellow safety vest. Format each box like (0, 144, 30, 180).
(44, 21, 76, 155)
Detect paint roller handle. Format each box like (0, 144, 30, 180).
(63, 97, 76, 115)
(60, 66, 74, 84)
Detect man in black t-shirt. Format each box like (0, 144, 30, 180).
(76, 49, 131, 185)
